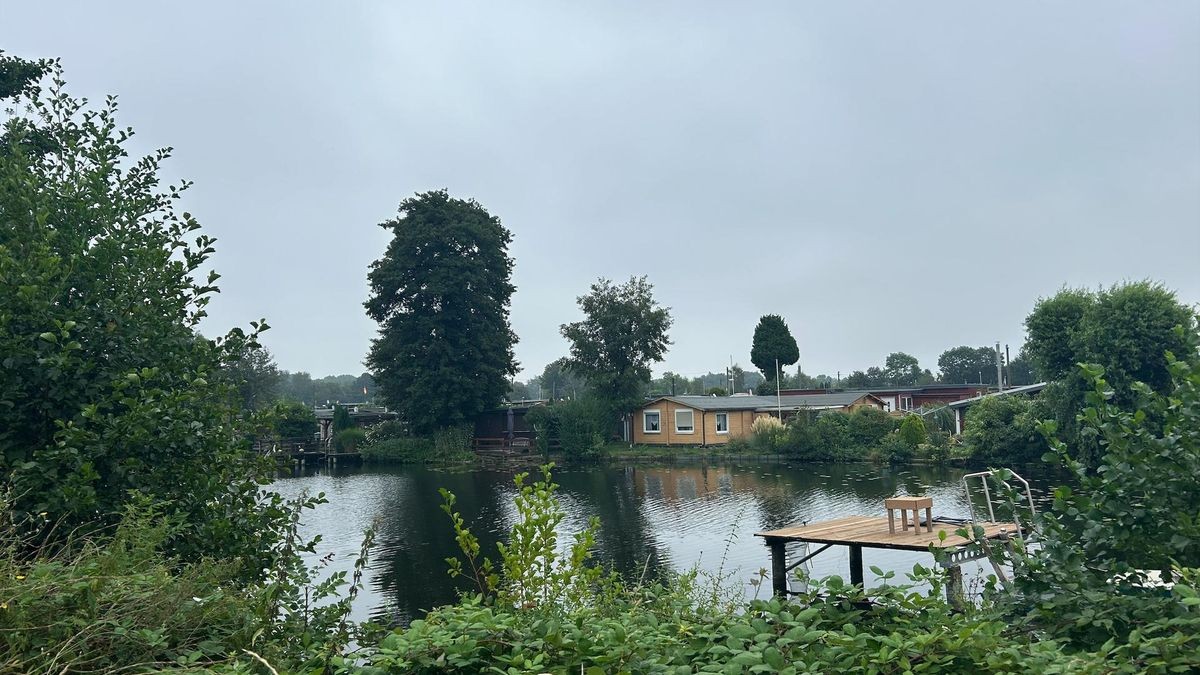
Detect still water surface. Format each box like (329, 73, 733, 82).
(271, 461, 1055, 625)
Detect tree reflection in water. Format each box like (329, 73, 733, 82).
(272, 461, 1057, 626)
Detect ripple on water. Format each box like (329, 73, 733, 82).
(270, 461, 1059, 625)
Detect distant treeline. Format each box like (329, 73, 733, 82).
(223, 348, 379, 408)
(276, 371, 376, 406)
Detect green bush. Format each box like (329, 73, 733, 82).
(897, 413, 927, 447)
(526, 399, 608, 457)
(0, 54, 298, 574)
(0, 492, 371, 674)
(962, 394, 1046, 464)
(362, 437, 436, 463)
(432, 425, 473, 460)
(749, 415, 789, 453)
(0, 506, 256, 672)
(273, 400, 316, 439)
(846, 406, 897, 448)
(877, 432, 914, 464)
(333, 428, 367, 452)
(360, 426, 473, 464)
(364, 419, 408, 445)
(811, 412, 861, 460)
(985, 346, 1200, 664)
(923, 430, 952, 463)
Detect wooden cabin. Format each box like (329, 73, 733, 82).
(628, 393, 884, 446)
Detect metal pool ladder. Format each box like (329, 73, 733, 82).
(962, 469, 1037, 539)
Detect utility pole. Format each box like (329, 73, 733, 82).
(995, 341, 1004, 392)
(1005, 344, 1011, 387)
(776, 358, 782, 420)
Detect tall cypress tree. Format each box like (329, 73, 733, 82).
(365, 190, 517, 434)
(750, 314, 799, 382)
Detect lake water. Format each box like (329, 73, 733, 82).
(271, 460, 1056, 625)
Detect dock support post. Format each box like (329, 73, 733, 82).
(946, 566, 964, 610)
(768, 539, 788, 597)
(849, 544, 864, 586)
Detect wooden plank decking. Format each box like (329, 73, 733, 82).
(756, 515, 1018, 551)
(755, 515, 1021, 597)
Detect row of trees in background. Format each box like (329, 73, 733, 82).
(821, 346, 1038, 391)
(222, 344, 377, 410)
(512, 362, 766, 401)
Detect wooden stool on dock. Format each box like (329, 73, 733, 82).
(886, 496, 933, 534)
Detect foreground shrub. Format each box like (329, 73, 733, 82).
(1002, 354, 1200, 649)
(0, 491, 377, 674)
(0, 53, 296, 576)
(0, 507, 258, 672)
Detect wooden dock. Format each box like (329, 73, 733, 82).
(756, 515, 1020, 598)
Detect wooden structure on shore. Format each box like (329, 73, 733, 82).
(472, 400, 547, 455)
(758, 469, 1036, 603)
(757, 515, 1019, 602)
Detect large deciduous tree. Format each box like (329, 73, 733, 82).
(0, 53, 283, 568)
(539, 356, 586, 401)
(1025, 281, 1195, 465)
(561, 276, 672, 416)
(1023, 287, 1093, 380)
(750, 314, 799, 382)
(222, 343, 282, 411)
(883, 352, 921, 387)
(365, 190, 517, 434)
(1026, 282, 1195, 400)
(937, 345, 998, 384)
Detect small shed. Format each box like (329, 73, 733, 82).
(473, 400, 547, 452)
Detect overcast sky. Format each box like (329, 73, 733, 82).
(5, 2, 1198, 381)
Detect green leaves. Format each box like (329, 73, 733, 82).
(560, 276, 672, 417)
(750, 314, 799, 381)
(365, 190, 517, 435)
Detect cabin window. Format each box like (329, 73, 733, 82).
(715, 412, 729, 434)
(643, 410, 661, 433)
(900, 396, 913, 411)
(675, 409, 694, 433)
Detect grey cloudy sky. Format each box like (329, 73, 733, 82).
(5, 2, 1198, 381)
